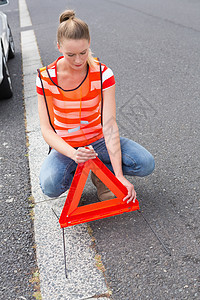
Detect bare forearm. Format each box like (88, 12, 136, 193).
(41, 128, 98, 163)
(41, 127, 76, 159)
(103, 120, 123, 177)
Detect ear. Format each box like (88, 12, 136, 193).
(57, 42, 62, 53)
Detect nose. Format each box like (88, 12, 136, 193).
(74, 54, 82, 64)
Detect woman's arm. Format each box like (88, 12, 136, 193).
(38, 94, 97, 163)
(102, 86, 136, 203)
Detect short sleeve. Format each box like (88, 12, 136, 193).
(36, 74, 44, 95)
(101, 64, 115, 91)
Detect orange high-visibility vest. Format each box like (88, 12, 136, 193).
(37, 57, 105, 148)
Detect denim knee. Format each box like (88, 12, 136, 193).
(39, 172, 67, 198)
(138, 153, 155, 177)
(123, 152, 155, 177)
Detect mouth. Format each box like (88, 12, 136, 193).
(74, 64, 83, 67)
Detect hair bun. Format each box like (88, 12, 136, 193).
(59, 10, 75, 23)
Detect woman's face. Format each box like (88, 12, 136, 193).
(58, 39, 90, 71)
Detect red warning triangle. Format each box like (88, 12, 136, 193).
(59, 157, 139, 228)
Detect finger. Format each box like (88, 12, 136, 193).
(123, 189, 132, 202)
(123, 187, 136, 203)
(78, 155, 97, 161)
(127, 190, 136, 204)
(77, 152, 96, 158)
(127, 197, 135, 204)
(87, 145, 94, 150)
(76, 154, 97, 162)
(123, 194, 130, 201)
(75, 150, 98, 163)
(79, 147, 97, 155)
(76, 156, 95, 163)
(77, 149, 97, 158)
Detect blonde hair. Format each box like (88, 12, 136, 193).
(57, 10, 96, 67)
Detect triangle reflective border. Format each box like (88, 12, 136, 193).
(59, 157, 140, 228)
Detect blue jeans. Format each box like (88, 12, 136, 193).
(40, 137, 155, 197)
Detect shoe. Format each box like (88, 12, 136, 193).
(91, 172, 116, 201)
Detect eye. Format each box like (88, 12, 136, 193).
(67, 54, 75, 57)
(80, 51, 87, 55)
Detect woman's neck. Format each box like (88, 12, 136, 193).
(57, 57, 88, 77)
(56, 57, 88, 90)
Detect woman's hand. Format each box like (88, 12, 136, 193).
(73, 145, 98, 164)
(116, 175, 137, 203)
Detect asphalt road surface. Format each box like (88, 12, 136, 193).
(0, 1, 37, 299)
(1, 0, 200, 299)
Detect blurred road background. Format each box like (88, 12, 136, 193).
(0, 0, 199, 299)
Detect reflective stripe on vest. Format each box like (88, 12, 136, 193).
(39, 57, 103, 147)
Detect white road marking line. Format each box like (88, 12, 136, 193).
(19, 0, 32, 28)
(20, 1, 109, 299)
